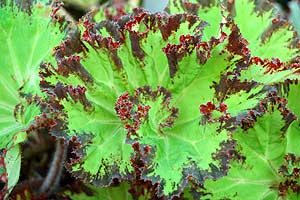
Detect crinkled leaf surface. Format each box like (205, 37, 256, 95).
(204, 103, 300, 199)
(43, 9, 207, 190)
(0, 2, 65, 195)
(0, 2, 65, 149)
(43, 0, 300, 197)
(232, 0, 297, 60)
(168, 0, 222, 38)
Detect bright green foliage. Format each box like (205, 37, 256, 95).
(286, 84, 300, 119)
(0, 100, 40, 149)
(283, 83, 300, 156)
(168, 0, 222, 37)
(233, 0, 297, 60)
(0, 145, 21, 199)
(0, 0, 293, 199)
(43, 3, 212, 191)
(130, 89, 230, 194)
(5, 145, 21, 195)
(204, 107, 288, 199)
(43, 2, 234, 196)
(0, 1, 65, 195)
(0, 2, 64, 149)
(139, 120, 228, 194)
(200, 0, 300, 197)
(41, 0, 300, 198)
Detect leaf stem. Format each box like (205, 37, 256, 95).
(38, 138, 67, 196)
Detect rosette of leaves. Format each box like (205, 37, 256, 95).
(0, 0, 65, 196)
(42, 0, 300, 198)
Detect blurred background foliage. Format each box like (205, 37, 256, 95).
(286, 0, 300, 32)
(61, 0, 300, 33)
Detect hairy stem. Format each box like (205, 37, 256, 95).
(38, 138, 67, 196)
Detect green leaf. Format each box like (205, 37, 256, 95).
(0, 2, 64, 95)
(286, 83, 300, 119)
(0, 2, 65, 149)
(239, 62, 300, 85)
(43, 8, 206, 189)
(139, 116, 229, 195)
(114, 86, 231, 196)
(0, 145, 21, 198)
(5, 145, 21, 195)
(204, 104, 300, 199)
(167, 0, 222, 38)
(233, 0, 297, 61)
(284, 82, 299, 161)
(64, 182, 133, 200)
(43, 0, 300, 197)
(0, 100, 40, 149)
(195, 0, 223, 38)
